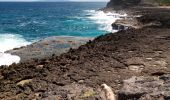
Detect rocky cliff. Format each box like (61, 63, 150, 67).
(106, 0, 158, 8)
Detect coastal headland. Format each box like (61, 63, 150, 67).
(0, 0, 170, 100)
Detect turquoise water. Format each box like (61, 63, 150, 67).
(0, 2, 107, 42)
(0, 2, 127, 66)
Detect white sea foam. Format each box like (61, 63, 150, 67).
(0, 53, 20, 66)
(19, 22, 31, 27)
(0, 34, 30, 52)
(0, 34, 30, 66)
(85, 10, 127, 32)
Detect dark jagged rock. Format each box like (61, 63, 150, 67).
(0, 24, 170, 99)
(0, 3, 170, 100)
(118, 74, 170, 100)
(107, 0, 141, 8)
(106, 0, 158, 9)
(111, 7, 170, 31)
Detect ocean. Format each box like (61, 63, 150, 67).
(0, 2, 126, 66)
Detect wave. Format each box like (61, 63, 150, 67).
(84, 10, 127, 32)
(0, 53, 20, 66)
(0, 34, 31, 52)
(19, 22, 31, 27)
(18, 20, 47, 27)
(0, 33, 31, 66)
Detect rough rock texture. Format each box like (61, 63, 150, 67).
(0, 5, 170, 100)
(111, 7, 170, 30)
(112, 17, 142, 30)
(6, 36, 91, 62)
(0, 27, 170, 99)
(118, 74, 170, 100)
(107, 0, 141, 8)
(106, 0, 158, 8)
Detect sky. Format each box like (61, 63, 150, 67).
(0, 0, 109, 2)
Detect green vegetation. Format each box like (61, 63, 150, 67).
(156, 0, 170, 5)
(79, 90, 96, 99)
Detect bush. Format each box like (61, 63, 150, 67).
(156, 0, 170, 5)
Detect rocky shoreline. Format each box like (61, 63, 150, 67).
(0, 4, 170, 100)
(6, 36, 92, 63)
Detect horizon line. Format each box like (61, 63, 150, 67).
(0, 1, 107, 2)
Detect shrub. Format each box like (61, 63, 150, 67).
(156, 0, 170, 5)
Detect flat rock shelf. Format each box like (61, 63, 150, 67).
(6, 36, 92, 62)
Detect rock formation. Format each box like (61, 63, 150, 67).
(106, 0, 158, 8)
(101, 84, 116, 100)
(118, 74, 170, 100)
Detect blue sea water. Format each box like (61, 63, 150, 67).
(0, 2, 107, 42)
(0, 2, 127, 66)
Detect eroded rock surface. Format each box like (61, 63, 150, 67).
(0, 6, 170, 100)
(6, 36, 92, 62)
(106, 0, 158, 9)
(118, 74, 170, 100)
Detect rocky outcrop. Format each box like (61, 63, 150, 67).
(111, 7, 170, 30)
(112, 17, 142, 30)
(106, 0, 158, 8)
(118, 74, 170, 100)
(1, 24, 170, 99)
(107, 0, 141, 8)
(0, 4, 170, 100)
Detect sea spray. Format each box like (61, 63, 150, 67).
(85, 10, 127, 32)
(0, 53, 20, 66)
(0, 3, 126, 66)
(0, 34, 31, 52)
(0, 34, 30, 66)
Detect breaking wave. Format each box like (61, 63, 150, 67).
(0, 33, 30, 66)
(85, 10, 127, 32)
